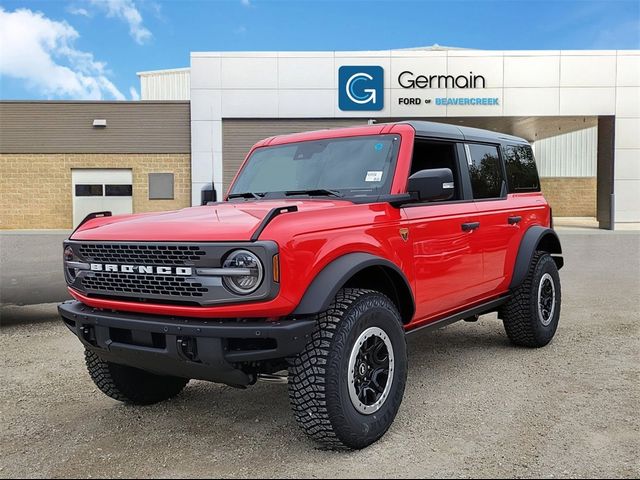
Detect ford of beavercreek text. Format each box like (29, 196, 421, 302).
(59, 121, 563, 450)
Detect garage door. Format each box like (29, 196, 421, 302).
(222, 119, 366, 192)
(72, 169, 133, 227)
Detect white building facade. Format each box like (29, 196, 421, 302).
(139, 47, 640, 228)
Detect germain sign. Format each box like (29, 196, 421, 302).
(397, 71, 486, 89)
(337, 66, 499, 111)
(394, 69, 498, 108)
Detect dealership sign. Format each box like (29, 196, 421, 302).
(338, 66, 499, 111)
(339, 66, 384, 111)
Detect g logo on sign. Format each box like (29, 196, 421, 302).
(339, 66, 384, 111)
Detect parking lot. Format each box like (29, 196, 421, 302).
(1, 230, 638, 478)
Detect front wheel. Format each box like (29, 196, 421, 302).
(85, 350, 189, 405)
(501, 251, 562, 347)
(288, 288, 408, 450)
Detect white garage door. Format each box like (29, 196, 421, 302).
(72, 169, 133, 228)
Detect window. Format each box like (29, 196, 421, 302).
(105, 184, 133, 196)
(466, 143, 504, 199)
(504, 145, 540, 193)
(75, 184, 103, 197)
(229, 135, 399, 199)
(410, 139, 460, 200)
(148, 173, 174, 200)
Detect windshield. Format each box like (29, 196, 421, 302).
(229, 134, 400, 199)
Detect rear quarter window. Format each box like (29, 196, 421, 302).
(504, 144, 540, 193)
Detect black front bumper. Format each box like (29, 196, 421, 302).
(58, 301, 316, 387)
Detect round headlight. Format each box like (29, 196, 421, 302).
(222, 250, 263, 295)
(64, 246, 74, 262)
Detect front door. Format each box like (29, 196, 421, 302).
(405, 203, 484, 321)
(403, 139, 484, 324)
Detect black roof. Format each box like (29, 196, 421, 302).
(400, 120, 528, 144)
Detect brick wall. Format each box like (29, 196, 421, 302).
(540, 177, 597, 217)
(0, 154, 191, 229)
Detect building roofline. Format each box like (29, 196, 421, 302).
(136, 67, 190, 76)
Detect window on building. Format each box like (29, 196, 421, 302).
(466, 143, 505, 199)
(105, 184, 133, 196)
(504, 145, 540, 193)
(148, 173, 174, 200)
(75, 184, 103, 196)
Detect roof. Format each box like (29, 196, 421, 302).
(401, 121, 528, 144)
(257, 120, 528, 146)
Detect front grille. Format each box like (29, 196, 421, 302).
(78, 244, 206, 265)
(82, 272, 209, 297)
(66, 240, 277, 306)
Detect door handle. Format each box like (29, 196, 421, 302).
(461, 222, 480, 231)
(508, 216, 522, 225)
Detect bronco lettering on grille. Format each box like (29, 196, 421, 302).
(89, 264, 193, 276)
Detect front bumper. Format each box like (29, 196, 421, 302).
(59, 300, 315, 387)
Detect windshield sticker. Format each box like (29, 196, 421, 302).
(374, 143, 384, 151)
(365, 171, 383, 182)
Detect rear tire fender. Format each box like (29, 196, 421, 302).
(510, 226, 563, 290)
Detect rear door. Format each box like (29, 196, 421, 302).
(463, 143, 520, 294)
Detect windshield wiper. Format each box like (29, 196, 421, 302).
(284, 189, 343, 198)
(227, 192, 266, 200)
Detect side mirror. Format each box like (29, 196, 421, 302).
(407, 168, 455, 202)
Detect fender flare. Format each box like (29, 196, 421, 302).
(293, 252, 415, 320)
(510, 226, 563, 290)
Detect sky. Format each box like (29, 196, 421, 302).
(0, 0, 639, 101)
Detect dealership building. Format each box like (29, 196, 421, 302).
(1, 46, 639, 230)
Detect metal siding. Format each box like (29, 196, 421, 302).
(533, 126, 597, 177)
(0, 102, 190, 153)
(139, 69, 190, 100)
(221, 119, 368, 190)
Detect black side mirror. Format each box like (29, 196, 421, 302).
(408, 168, 455, 202)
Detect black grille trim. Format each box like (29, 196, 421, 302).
(78, 243, 207, 265)
(82, 272, 208, 298)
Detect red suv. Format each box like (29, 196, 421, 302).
(60, 121, 563, 449)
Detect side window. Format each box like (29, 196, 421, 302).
(410, 139, 460, 200)
(504, 144, 540, 192)
(466, 143, 504, 199)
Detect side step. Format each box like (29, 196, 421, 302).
(406, 296, 509, 335)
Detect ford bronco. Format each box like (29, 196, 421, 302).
(59, 121, 563, 449)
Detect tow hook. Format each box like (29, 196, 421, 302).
(177, 336, 199, 362)
(80, 325, 97, 346)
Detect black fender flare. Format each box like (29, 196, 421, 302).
(510, 226, 563, 290)
(293, 252, 415, 321)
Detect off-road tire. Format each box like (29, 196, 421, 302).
(288, 288, 408, 450)
(501, 251, 561, 347)
(85, 350, 189, 405)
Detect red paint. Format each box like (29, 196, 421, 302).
(70, 123, 551, 329)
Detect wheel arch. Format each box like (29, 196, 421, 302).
(292, 253, 415, 324)
(510, 226, 563, 290)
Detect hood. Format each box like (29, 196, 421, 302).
(71, 199, 353, 242)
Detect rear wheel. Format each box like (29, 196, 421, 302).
(288, 288, 408, 450)
(501, 252, 561, 347)
(85, 350, 189, 405)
